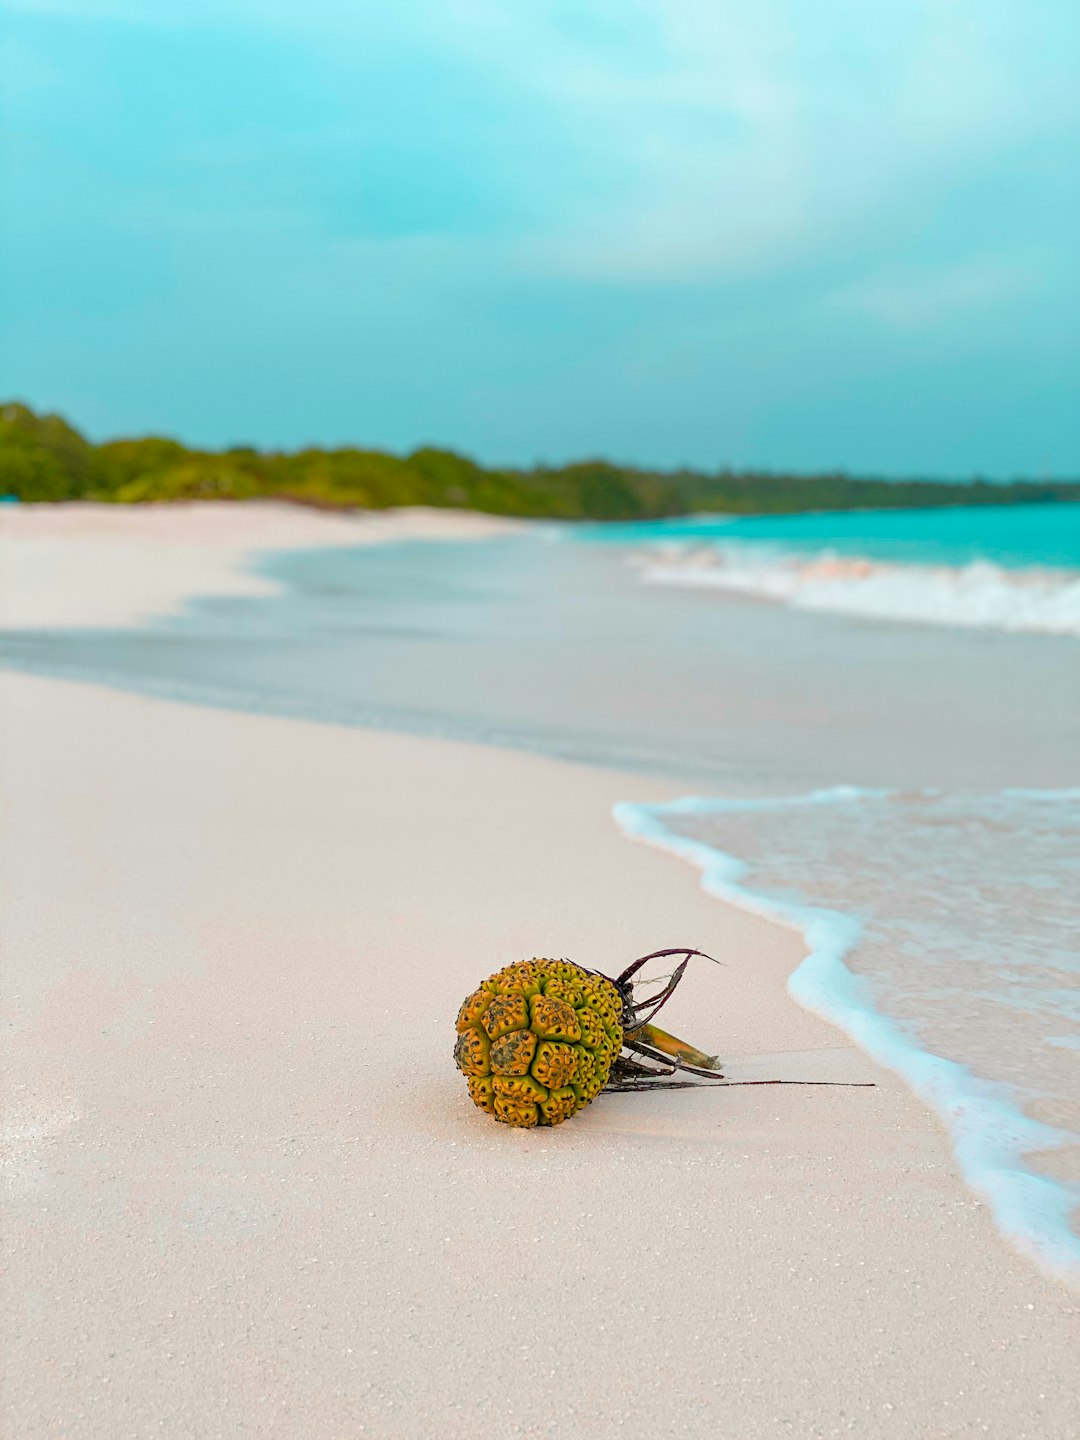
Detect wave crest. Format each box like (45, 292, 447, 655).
(639, 546, 1080, 636)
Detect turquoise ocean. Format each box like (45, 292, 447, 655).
(582, 501, 1080, 636)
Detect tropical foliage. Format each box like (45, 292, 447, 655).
(3, 401, 1077, 519)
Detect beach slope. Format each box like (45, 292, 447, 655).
(3, 664, 1078, 1438)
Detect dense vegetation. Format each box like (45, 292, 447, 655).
(3, 400, 1077, 520)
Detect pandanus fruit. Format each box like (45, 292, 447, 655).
(454, 948, 735, 1128)
(454, 947, 871, 1128)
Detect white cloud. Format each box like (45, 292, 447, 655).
(494, 1, 1075, 281)
(829, 256, 1041, 331)
(7, 0, 1078, 283)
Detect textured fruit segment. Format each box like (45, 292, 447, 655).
(456, 989, 492, 1032)
(532, 1040, 580, 1090)
(490, 1028, 538, 1077)
(482, 993, 530, 1041)
(585, 993, 617, 1025)
(484, 962, 543, 998)
(577, 1007, 605, 1050)
(457, 958, 626, 1127)
(540, 1087, 578, 1125)
(453, 1027, 490, 1077)
(467, 1075, 496, 1114)
(578, 1061, 606, 1101)
(543, 978, 583, 1009)
(574, 1049, 597, 1090)
(493, 1073, 549, 1104)
(529, 994, 581, 1043)
(494, 1095, 539, 1127)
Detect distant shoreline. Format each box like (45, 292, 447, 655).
(5, 399, 1078, 519)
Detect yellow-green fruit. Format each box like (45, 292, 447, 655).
(454, 959, 625, 1127)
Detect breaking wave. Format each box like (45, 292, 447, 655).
(637, 547, 1080, 637)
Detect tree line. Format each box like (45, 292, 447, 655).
(3, 400, 1077, 520)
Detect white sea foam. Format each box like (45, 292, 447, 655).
(638, 545, 1080, 636)
(614, 788, 1080, 1290)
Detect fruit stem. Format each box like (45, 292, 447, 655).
(628, 1020, 720, 1072)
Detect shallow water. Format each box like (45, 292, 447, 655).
(1, 534, 1076, 791)
(616, 788, 1080, 1285)
(1, 518, 1078, 1279)
(582, 502, 1080, 636)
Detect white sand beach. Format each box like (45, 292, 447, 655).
(0, 501, 519, 630)
(2, 505, 1078, 1439)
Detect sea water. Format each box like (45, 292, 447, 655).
(1, 504, 1077, 1282)
(580, 504, 1080, 1284)
(615, 788, 1080, 1287)
(583, 501, 1080, 636)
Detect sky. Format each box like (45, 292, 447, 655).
(2, 0, 1078, 476)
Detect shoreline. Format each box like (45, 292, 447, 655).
(617, 794, 1080, 1291)
(3, 503, 1079, 1436)
(4, 672, 1078, 1437)
(0, 500, 522, 630)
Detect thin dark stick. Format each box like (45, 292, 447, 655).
(627, 956, 690, 1025)
(605, 1078, 876, 1093)
(615, 947, 714, 989)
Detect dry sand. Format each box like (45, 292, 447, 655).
(2, 505, 1078, 1438)
(0, 500, 519, 629)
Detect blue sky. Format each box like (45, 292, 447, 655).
(2, 1, 1078, 476)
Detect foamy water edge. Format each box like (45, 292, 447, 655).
(640, 550, 1080, 636)
(614, 788, 1080, 1290)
